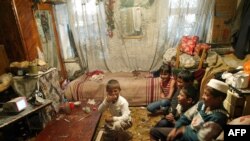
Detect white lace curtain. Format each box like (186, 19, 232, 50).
(55, 0, 215, 72)
(35, 10, 61, 71)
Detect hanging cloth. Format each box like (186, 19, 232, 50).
(232, 0, 250, 59)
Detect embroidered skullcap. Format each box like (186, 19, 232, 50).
(207, 79, 229, 94)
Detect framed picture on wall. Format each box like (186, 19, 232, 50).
(120, 6, 143, 39)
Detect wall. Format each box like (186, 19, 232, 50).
(212, 0, 238, 43)
(0, 0, 43, 76)
(0, 0, 238, 75)
(0, 45, 9, 75)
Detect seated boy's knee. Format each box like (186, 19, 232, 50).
(147, 105, 154, 113)
(150, 127, 158, 137)
(160, 99, 170, 106)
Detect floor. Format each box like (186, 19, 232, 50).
(221, 53, 250, 68)
(24, 107, 158, 141)
(93, 106, 162, 141)
(14, 53, 250, 141)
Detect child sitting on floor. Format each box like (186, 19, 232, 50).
(154, 85, 198, 127)
(168, 69, 196, 114)
(147, 64, 177, 114)
(98, 79, 132, 141)
(150, 79, 229, 141)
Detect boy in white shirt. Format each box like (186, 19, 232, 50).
(98, 79, 132, 141)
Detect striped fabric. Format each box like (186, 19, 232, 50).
(146, 77, 161, 105)
(65, 72, 161, 106)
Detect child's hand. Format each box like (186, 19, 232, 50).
(167, 128, 177, 141)
(165, 113, 174, 122)
(106, 95, 114, 103)
(167, 127, 185, 141)
(105, 116, 113, 123)
(106, 95, 118, 103)
(106, 96, 112, 103)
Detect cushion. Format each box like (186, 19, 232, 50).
(163, 48, 177, 64)
(179, 53, 200, 69)
(228, 115, 250, 125)
(163, 48, 200, 69)
(180, 35, 199, 55)
(216, 115, 250, 141)
(194, 43, 211, 56)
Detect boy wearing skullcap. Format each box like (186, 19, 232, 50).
(150, 79, 229, 141)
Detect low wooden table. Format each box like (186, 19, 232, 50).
(0, 99, 52, 129)
(35, 102, 101, 141)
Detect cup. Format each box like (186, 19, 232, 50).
(64, 102, 71, 114)
(69, 102, 75, 110)
(82, 106, 91, 113)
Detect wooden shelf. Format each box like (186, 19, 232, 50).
(44, 0, 66, 5)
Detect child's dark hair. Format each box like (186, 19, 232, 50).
(170, 56, 176, 67)
(181, 85, 199, 104)
(177, 69, 194, 83)
(106, 79, 121, 91)
(159, 64, 171, 75)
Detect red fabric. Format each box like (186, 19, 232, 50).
(194, 43, 211, 56)
(146, 77, 161, 104)
(180, 36, 199, 55)
(193, 69, 205, 84)
(86, 70, 104, 77)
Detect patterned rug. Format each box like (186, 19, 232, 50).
(93, 106, 162, 141)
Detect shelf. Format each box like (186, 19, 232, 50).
(44, 0, 66, 5)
